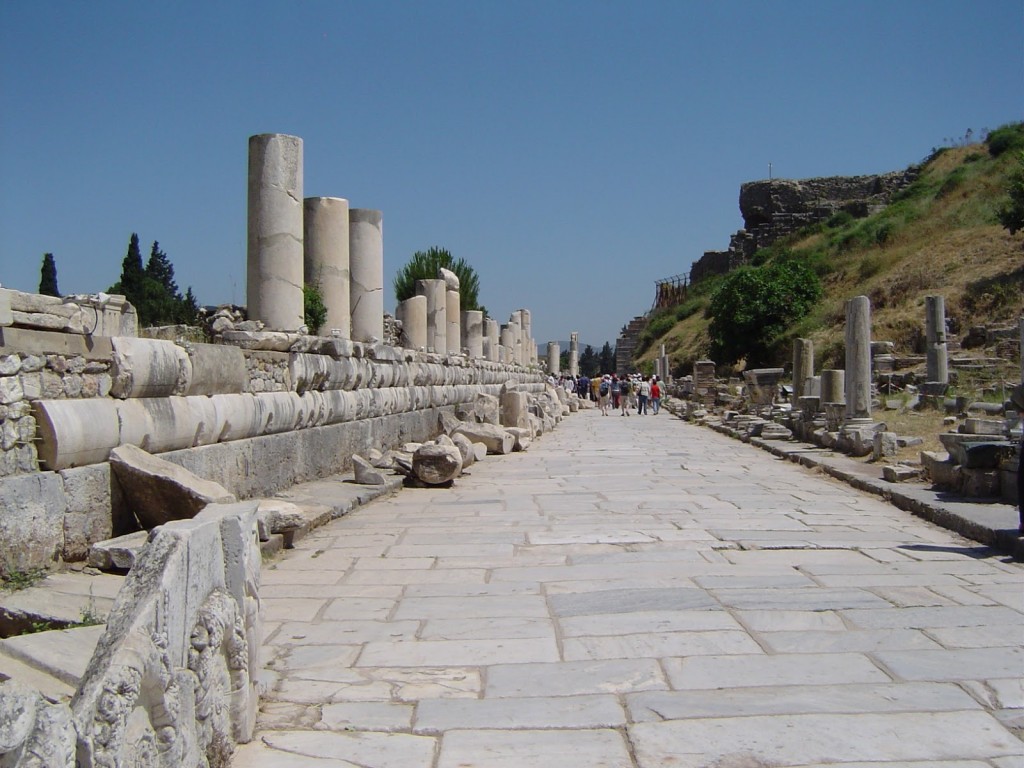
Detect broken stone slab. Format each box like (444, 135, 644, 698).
(352, 454, 389, 486)
(0, 625, 106, 689)
(938, 432, 1009, 466)
(921, 450, 956, 485)
(0, 680, 77, 766)
(182, 342, 246, 396)
(959, 441, 1017, 469)
(0, 472, 65, 578)
(88, 530, 150, 571)
(438, 410, 463, 436)
(450, 432, 476, 467)
(960, 417, 1005, 436)
(33, 398, 121, 470)
(412, 443, 463, 485)
(897, 435, 924, 448)
(872, 431, 899, 460)
(505, 426, 532, 451)
(109, 444, 237, 528)
(882, 465, 923, 482)
(967, 401, 1004, 416)
(472, 393, 500, 424)
(453, 422, 514, 455)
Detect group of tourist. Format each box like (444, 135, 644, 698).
(550, 373, 663, 417)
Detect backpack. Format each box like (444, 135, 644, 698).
(599, 381, 609, 396)
(620, 380, 630, 396)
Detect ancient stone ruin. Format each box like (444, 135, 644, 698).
(0, 132, 587, 767)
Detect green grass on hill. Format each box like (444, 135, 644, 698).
(637, 123, 1024, 376)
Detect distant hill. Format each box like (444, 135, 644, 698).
(633, 123, 1024, 375)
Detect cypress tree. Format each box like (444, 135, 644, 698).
(109, 233, 146, 310)
(39, 253, 60, 297)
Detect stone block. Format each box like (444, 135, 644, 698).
(956, 467, 1001, 497)
(87, 530, 150, 571)
(412, 443, 463, 485)
(183, 342, 246, 396)
(109, 444, 237, 528)
(0, 472, 65, 576)
(0, 680, 76, 767)
(110, 337, 192, 398)
(882, 465, 922, 482)
(59, 463, 131, 562)
(960, 417, 1005, 436)
(872, 431, 898, 460)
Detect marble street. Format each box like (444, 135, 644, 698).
(235, 408, 1024, 767)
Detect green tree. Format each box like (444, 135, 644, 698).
(109, 233, 146, 308)
(707, 259, 821, 367)
(997, 150, 1024, 236)
(393, 246, 482, 312)
(38, 253, 60, 297)
(179, 287, 200, 325)
(598, 342, 615, 374)
(579, 344, 598, 377)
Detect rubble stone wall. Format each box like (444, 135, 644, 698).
(0, 300, 546, 575)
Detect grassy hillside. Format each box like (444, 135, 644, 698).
(636, 123, 1024, 376)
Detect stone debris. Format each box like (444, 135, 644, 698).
(411, 443, 463, 485)
(352, 454, 390, 485)
(108, 444, 236, 528)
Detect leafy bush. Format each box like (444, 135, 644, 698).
(303, 283, 327, 334)
(997, 150, 1024, 235)
(707, 260, 822, 367)
(826, 211, 854, 229)
(986, 122, 1024, 157)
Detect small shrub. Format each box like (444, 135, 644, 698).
(826, 211, 854, 229)
(986, 122, 1024, 157)
(303, 283, 327, 335)
(937, 167, 967, 198)
(2, 568, 46, 592)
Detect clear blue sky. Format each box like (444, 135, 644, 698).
(2, 1, 1020, 349)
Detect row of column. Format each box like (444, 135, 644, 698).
(247, 133, 542, 365)
(247, 133, 383, 341)
(793, 293, 951, 428)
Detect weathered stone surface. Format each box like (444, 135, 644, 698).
(453, 422, 515, 455)
(506, 426, 532, 452)
(183, 342, 246, 396)
(413, 443, 463, 485)
(72, 501, 262, 767)
(500, 390, 530, 429)
(109, 444, 236, 528)
(60, 464, 130, 562)
(110, 337, 192, 399)
(353, 454, 389, 486)
(0, 472, 64, 577)
(472, 393, 500, 425)
(0, 680, 77, 767)
(882, 465, 923, 482)
(87, 530, 150, 571)
(872, 431, 898, 460)
(451, 432, 476, 467)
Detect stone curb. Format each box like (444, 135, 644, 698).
(694, 416, 1024, 560)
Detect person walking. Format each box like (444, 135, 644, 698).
(598, 375, 611, 415)
(619, 376, 632, 416)
(637, 377, 651, 415)
(650, 376, 661, 415)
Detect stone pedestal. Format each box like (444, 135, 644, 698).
(462, 310, 484, 359)
(349, 209, 384, 343)
(925, 295, 949, 385)
(397, 295, 427, 350)
(417, 279, 447, 354)
(821, 369, 845, 405)
(303, 196, 350, 338)
(247, 133, 304, 331)
(793, 338, 814, 399)
(547, 342, 560, 376)
(844, 295, 873, 426)
(569, 332, 579, 377)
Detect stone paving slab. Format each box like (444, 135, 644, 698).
(238, 408, 1023, 766)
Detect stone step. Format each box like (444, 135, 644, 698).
(0, 624, 105, 696)
(0, 570, 122, 637)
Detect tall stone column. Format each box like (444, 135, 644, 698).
(303, 196, 350, 337)
(486, 318, 500, 362)
(792, 338, 814, 399)
(439, 268, 461, 355)
(462, 310, 483, 359)
(569, 332, 579, 377)
(844, 295, 873, 426)
(417, 278, 447, 354)
(247, 133, 304, 331)
(500, 324, 514, 365)
(509, 311, 523, 365)
(396, 295, 427, 350)
(349, 209, 384, 343)
(659, 344, 669, 382)
(547, 342, 560, 376)
(521, 310, 534, 365)
(925, 295, 949, 385)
